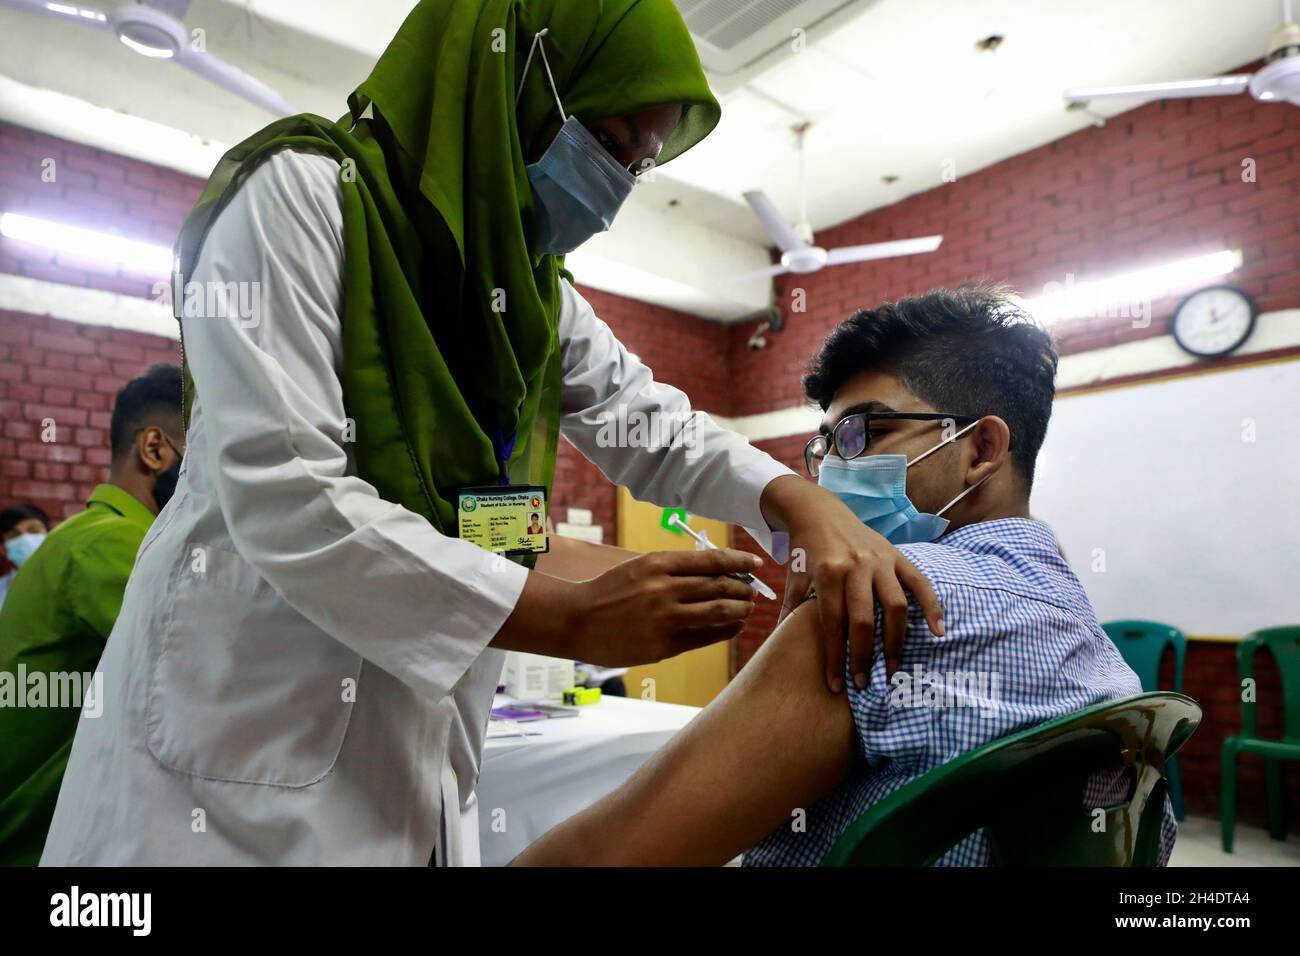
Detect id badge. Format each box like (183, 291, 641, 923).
(456, 485, 549, 556)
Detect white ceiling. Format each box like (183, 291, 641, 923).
(0, 0, 1288, 319)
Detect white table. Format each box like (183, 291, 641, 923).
(473, 695, 698, 866)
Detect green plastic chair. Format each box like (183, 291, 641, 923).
(1102, 621, 1187, 819)
(824, 692, 1201, 867)
(1220, 625, 1300, 853)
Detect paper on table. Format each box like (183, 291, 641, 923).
(486, 719, 542, 739)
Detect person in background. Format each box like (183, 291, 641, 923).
(0, 363, 184, 865)
(0, 505, 51, 609)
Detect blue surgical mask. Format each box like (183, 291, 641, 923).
(518, 30, 636, 254)
(5, 531, 45, 568)
(817, 420, 991, 545)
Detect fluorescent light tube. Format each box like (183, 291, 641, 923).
(0, 212, 174, 276)
(1023, 249, 1241, 324)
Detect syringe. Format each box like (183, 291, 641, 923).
(667, 513, 776, 600)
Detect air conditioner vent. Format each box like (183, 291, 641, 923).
(675, 0, 866, 79)
(678, 0, 806, 49)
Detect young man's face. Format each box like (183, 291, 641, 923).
(820, 368, 971, 518)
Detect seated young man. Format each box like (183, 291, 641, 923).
(514, 283, 1175, 867)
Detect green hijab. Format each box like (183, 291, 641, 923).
(174, 0, 719, 565)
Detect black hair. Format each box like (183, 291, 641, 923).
(0, 504, 50, 536)
(109, 364, 183, 464)
(802, 283, 1058, 488)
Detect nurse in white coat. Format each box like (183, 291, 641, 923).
(42, 0, 940, 866)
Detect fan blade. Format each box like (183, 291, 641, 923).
(0, 0, 112, 31)
(742, 190, 807, 253)
(1065, 75, 1251, 103)
(174, 47, 299, 115)
(826, 235, 943, 265)
(730, 263, 790, 285)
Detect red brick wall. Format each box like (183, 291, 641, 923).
(724, 92, 1300, 416)
(0, 314, 179, 522)
(0, 121, 203, 299)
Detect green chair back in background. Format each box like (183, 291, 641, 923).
(1220, 625, 1300, 853)
(1102, 620, 1187, 819)
(823, 692, 1201, 867)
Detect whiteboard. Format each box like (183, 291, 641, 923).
(1030, 357, 1300, 637)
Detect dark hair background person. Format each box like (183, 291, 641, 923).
(513, 284, 1175, 867)
(0, 363, 184, 866)
(0, 504, 51, 609)
(0, 505, 51, 548)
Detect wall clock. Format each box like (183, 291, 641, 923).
(1171, 285, 1257, 359)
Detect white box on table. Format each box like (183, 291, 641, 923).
(502, 652, 574, 700)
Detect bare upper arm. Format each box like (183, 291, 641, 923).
(512, 599, 856, 866)
(533, 535, 639, 582)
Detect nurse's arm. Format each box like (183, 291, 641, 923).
(534, 536, 637, 582)
(555, 281, 794, 560)
(510, 600, 856, 866)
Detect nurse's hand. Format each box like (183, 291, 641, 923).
(494, 549, 761, 666)
(759, 474, 944, 694)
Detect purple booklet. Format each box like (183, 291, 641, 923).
(491, 706, 548, 722)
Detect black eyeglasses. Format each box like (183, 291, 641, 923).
(805, 412, 978, 477)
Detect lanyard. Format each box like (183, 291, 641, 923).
(490, 427, 516, 487)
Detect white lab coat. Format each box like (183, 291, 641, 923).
(40, 149, 793, 866)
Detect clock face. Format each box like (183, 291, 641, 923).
(1172, 286, 1255, 358)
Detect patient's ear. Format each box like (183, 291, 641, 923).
(966, 415, 1012, 483)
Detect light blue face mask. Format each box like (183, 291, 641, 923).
(517, 30, 637, 255)
(5, 531, 45, 568)
(817, 420, 992, 545)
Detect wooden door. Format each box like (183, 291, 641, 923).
(616, 488, 733, 707)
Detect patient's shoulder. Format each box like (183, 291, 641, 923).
(893, 540, 988, 591)
(896, 520, 1091, 618)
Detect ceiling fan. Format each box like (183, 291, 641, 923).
(733, 123, 943, 284)
(0, 0, 298, 115)
(1065, 0, 1300, 108)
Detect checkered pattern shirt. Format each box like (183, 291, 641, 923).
(743, 517, 1177, 867)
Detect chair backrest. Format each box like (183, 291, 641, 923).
(823, 692, 1201, 867)
(1236, 626, 1300, 741)
(1102, 620, 1186, 693)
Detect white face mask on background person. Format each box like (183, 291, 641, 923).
(517, 29, 636, 255)
(5, 531, 46, 568)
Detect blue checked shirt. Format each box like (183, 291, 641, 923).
(744, 517, 1177, 867)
